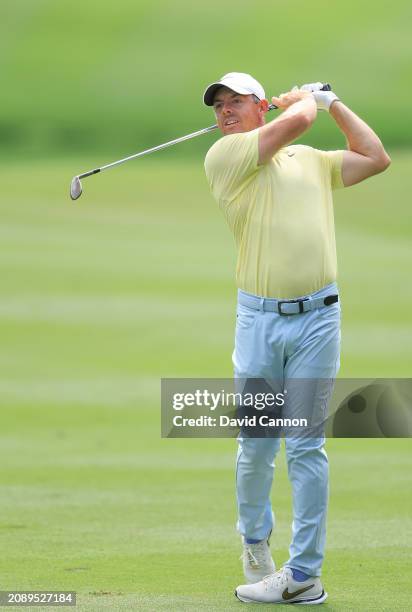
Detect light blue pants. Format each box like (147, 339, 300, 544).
(233, 282, 340, 577)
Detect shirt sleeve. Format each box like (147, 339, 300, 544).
(204, 129, 260, 202)
(315, 149, 345, 190)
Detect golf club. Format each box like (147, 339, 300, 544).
(70, 83, 331, 200)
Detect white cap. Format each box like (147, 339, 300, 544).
(203, 72, 266, 106)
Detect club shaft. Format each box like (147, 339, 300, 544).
(79, 110, 275, 179)
(77, 84, 330, 180)
(79, 125, 218, 179)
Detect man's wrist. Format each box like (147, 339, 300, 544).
(329, 98, 341, 112)
(314, 90, 340, 112)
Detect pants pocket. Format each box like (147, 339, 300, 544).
(236, 304, 258, 330)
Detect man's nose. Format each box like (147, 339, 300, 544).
(222, 103, 233, 114)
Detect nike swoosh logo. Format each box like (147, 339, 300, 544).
(282, 584, 315, 601)
(287, 152, 295, 157)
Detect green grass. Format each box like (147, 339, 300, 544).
(0, 0, 411, 154)
(0, 152, 411, 610)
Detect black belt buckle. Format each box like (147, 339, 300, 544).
(277, 297, 309, 316)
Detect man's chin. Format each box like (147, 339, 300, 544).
(222, 124, 245, 135)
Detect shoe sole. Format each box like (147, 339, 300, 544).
(235, 589, 328, 605)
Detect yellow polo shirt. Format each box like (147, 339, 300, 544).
(204, 128, 344, 298)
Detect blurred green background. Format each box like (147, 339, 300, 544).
(1, 1, 411, 610)
(1, 0, 411, 156)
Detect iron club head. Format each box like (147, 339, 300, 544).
(70, 176, 82, 200)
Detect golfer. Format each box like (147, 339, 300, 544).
(203, 73, 390, 604)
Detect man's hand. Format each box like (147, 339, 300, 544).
(258, 90, 317, 165)
(271, 89, 315, 110)
(300, 82, 339, 112)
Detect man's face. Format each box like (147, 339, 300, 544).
(212, 86, 268, 135)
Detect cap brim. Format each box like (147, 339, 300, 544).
(203, 82, 254, 106)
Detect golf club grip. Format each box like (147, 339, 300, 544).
(268, 83, 331, 111)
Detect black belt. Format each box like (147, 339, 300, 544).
(238, 293, 339, 315)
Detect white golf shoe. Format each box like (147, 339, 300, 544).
(235, 566, 328, 604)
(241, 536, 276, 583)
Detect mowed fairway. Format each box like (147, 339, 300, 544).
(0, 152, 411, 611)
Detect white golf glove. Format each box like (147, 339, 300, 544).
(300, 82, 340, 112)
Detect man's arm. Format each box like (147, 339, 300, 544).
(329, 101, 391, 187)
(258, 90, 317, 165)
